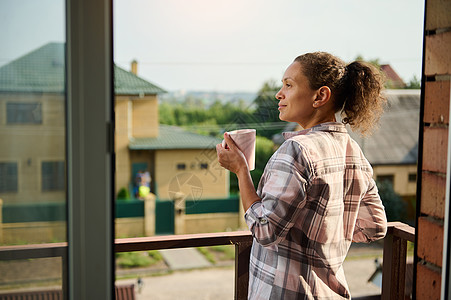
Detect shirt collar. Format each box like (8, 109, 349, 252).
(282, 122, 348, 140)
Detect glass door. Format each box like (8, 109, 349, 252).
(0, 0, 67, 296)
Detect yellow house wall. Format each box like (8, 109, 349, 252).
(115, 97, 132, 195)
(155, 149, 229, 200)
(0, 213, 240, 244)
(372, 164, 417, 197)
(132, 96, 159, 138)
(115, 217, 144, 238)
(184, 213, 240, 234)
(0, 93, 65, 204)
(1, 221, 66, 245)
(115, 95, 159, 195)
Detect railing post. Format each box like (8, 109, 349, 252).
(381, 229, 408, 300)
(235, 240, 252, 300)
(173, 192, 186, 235)
(144, 193, 156, 236)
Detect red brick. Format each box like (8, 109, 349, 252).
(420, 172, 446, 218)
(425, 31, 451, 76)
(417, 217, 444, 267)
(424, 80, 450, 124)
(426, 0, 451, 31)
(416, 263, 441, 300)
(422, 126, 448, 174)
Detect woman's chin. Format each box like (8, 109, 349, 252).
(278, 114, 290, 123)
(278, 113, 286, 122)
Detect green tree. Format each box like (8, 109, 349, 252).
(355, 55, 381, 68)
(251, 136, 275, 188)
(405, 75, 421, 89)
(252, 80, 285, 139)
(159, 102, 176, 125)
(376, 180, 406, 222)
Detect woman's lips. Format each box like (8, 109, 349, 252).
(278, 105, 287, 110)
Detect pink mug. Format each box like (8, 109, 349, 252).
(222, 129, 256, 171)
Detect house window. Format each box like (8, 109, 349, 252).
(42, 161, 65, 191)
(7, 102, 42, 124)
(0, 162, 18, 192)
(200, 163, 208, 169)
(376, 174, 394, 186)
(408, 173, 417, 182)
(176, 163, 186, 170)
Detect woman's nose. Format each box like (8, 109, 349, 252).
(275, 90, 283, 100)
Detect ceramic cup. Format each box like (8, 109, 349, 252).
(222, 129, 256, 171)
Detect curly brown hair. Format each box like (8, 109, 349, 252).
(294, 52, 387, 136)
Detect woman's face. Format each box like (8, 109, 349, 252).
(275, 61, 318, 126)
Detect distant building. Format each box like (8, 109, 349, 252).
(381, 64, 407, 89)
(0, 42, 228, 206)
(114, 63, 228, 202)
(272, 89, 420, 219)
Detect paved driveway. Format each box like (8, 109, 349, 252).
(117, 257, 382, 299)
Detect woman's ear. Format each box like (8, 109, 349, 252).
(313, 86, 331, 108)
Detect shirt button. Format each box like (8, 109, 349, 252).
(259, 218, 268, 225)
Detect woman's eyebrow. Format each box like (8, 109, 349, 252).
(282, 77, 294, 82)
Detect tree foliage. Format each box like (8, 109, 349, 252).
(406, 75, 421, 89)
(158, 84, 284, 192)
(376, 180, 406, 222)
(159, 99, 255, 137)
(159, 80, 286, 140)
(251, 80, 285, 139)
(355, 55, 381, 68)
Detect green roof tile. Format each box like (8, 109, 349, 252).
(114, 65, 166, 95)
(129, 125, 222, 150)
(0, 42, 166, 95)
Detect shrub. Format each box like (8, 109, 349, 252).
(376, 180, 406, 222)
(117, 187, 130, 200)
(116, 251, 162, 268)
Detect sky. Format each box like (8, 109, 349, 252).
(1, 0, 425, 93)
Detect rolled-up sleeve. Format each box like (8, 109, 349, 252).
(353, 178, 387, 242)
(244, 140, 311, 247)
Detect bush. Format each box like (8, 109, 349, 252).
(117, 187, 130, 200)
(197, 245, 235, 264)
(376, 180, 406, 222)
(116, 251, 162, 268)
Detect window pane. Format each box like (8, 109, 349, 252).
(42, 161, 65, 191)
(0, 162, 18, 192)
(7, 102, 42, 124)
(0, 0, 67, 297)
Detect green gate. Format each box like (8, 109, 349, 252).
(155, 200, 174, 235)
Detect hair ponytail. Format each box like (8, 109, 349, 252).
(338, 61, 386, 135)
(295, 53, 386, 136)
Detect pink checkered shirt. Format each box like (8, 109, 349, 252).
(245, 122, 387, 299)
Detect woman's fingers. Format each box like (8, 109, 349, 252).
(216, 135, 246, 174)
(223, 133, 238, 150)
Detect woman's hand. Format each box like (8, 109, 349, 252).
(216, 133, 249, 175)
(217, 132, 261, 211)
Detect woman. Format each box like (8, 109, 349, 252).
(216, 52, 388, 299)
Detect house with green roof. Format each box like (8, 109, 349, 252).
(0, 42, 233, 238)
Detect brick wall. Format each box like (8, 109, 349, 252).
(416, 0, 451, 298)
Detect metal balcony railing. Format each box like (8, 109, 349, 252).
(0, 222, 414, 300)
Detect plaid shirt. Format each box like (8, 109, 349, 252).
(245, 122, 387, 299)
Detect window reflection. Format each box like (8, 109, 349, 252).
(0, 0, 66, 295)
